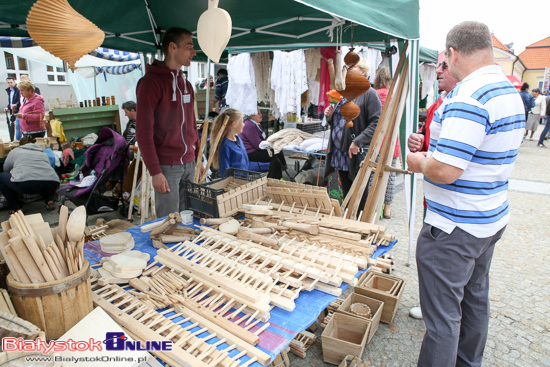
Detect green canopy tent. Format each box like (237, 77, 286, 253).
(0, 0, 419, 52)
(0, 0, 422, 263)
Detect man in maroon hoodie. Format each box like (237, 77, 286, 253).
(136, 27, 200, 217)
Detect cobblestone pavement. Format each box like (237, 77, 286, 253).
(1, 115, 549, 366)
(289, 128, 550, 366)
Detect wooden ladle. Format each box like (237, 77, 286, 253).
(66, 205, 86, 247)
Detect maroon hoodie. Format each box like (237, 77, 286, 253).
(136, 60, 200, 176)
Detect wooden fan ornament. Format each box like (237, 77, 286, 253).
(197, 0, 232, 63)
(26, 0, 105, 70)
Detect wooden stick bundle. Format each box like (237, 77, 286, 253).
(0, 206, 87, 284)
(194, 118, 210, 183)
(199, 115, 229, 184)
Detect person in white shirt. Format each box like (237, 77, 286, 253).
(525, 87, 546, 140)
(407, 21, 525, 367)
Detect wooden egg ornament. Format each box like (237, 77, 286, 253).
(337, 49, 371, 127)
(344, 47, 360, 68)
(340, 100, 361, 128)
(26, 0, 105, 70)
(197, 0, 232, 63)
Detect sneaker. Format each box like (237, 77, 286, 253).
(409, 306, 423, 319)
(538, 144, 546, 148)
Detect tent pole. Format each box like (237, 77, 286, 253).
(205, 58, 211, 117)
(406, 40, 420, 267)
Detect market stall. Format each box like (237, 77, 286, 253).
(0, 1, 419, 365)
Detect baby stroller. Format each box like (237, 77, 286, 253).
(57, 127, 131, 215)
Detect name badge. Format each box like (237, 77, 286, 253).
(183, 94, 191, 104)
(261, 132, 266, 139)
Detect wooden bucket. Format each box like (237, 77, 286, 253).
(6, 260, 93, 339)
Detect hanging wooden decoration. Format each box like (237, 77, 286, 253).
(337, 48, 370, 127)
(197, 0, 232, 63)
(26, 0, 104, 70)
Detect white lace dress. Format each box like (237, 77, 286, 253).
(271, 50, 308, 117)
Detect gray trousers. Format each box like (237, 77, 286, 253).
(156, 162, 195, 218)
(416, 224, 506, 367)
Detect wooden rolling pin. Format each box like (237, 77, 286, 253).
(150, 219, 175, 236)
(277, 220, 319, 235)
(239, 227, 275, 235)
(199, 218, 231, 225)
(250, 217, 287, 231)
(237, 229, 279, 248)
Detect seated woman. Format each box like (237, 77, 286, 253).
(14, 81, 46, 139)
(212, 108, 249, 177)
(239, 110, 286, 179)
(0, 136, 59, 214)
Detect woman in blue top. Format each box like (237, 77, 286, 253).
(212, 108, 249, 176)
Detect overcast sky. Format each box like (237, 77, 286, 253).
(419, 0, 550, 55)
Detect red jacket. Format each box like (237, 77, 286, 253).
(136, 60, 200, 176)
(376, 88, 401, 159)
(420, 97, 444, 152)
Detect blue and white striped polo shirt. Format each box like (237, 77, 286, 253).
(425, 65, 525, 238)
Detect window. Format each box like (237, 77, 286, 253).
(5, 53, 14, 69)
(4, 52, 29, 80)
(46, 63, 69, 85)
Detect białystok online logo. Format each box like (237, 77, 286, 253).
(104, 332, 172, 351)
(2, 332, 172, 353)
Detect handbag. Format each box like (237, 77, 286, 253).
(354, 145, 370, 173)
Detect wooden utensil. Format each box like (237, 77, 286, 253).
(197, 0, 232, 63)
(58, 205, 68, 244)
(66, 205, 86, 247)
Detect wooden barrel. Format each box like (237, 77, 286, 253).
(6, 260, 93, 340)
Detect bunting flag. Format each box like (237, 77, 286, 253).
(95, 63, 141, 77)
(89, 47, 140, 62)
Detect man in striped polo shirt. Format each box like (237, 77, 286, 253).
(407, 21, 525, 367)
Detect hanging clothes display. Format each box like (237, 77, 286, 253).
(318, 47, 336, 115)
(225, 53, 258, 115)
(271, 49, 308, 117)
(305, 48, 321, 81)
(361, 47, 383, 82)
(304, 48, 321, 108)
(418, 63, 437, 99)
(250, 52, 273, 105)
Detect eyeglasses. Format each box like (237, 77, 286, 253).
(438, 61, 448, 70)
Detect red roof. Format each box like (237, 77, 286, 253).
(519, 46, 550, 69)
(492, 34, 509, 52)
(518, 36, 550, 69)
(526, 36, 550, 48)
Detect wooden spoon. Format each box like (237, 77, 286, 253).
(66, 205, 86, 248)
(58, 205, 69, 244)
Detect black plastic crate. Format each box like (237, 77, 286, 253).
(183, 168, 265, 218)
(297, 121, 323, 133)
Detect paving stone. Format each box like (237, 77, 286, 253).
(0, 119, 546, 367)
